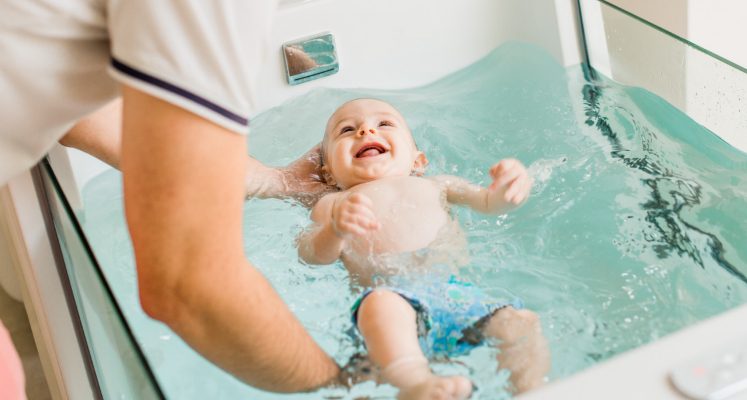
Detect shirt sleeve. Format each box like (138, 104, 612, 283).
(107, 0, 276, 134)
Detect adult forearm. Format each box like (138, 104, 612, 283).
(155, 256, 340, 391)
(246, 155, 333, 208)
(245, 157, 287, 199)
(121, 86, 339, 392)
(59, 98, 122, 168)
(57, 99, 324, 207)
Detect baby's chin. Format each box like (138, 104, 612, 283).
(344, 171, 411, 188)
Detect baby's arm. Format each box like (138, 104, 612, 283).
(297, 192, 380, 264)
(434, 158, 533, 215)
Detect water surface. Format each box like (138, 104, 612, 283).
(81, 42, 747, 399)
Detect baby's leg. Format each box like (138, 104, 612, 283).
(481, 307, 550, 393)
(357, 289, 472, 400)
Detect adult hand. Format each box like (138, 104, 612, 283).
(278, 144, 337, 207)
(246, 144, 337, 208)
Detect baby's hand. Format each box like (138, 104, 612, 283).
(330, 193, 380, 238)
(488, 158, 533, 205)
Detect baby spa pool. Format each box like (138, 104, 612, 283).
(77, 43, 747, 399)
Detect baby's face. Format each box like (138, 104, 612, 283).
(323, 99, 424, 189)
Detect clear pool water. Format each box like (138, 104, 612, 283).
(80, 42, 747, 399)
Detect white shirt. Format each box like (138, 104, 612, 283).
(0, 0, 276, 185)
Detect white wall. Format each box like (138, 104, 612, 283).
(253, 0, 581, 112)
(61, 0, 582, 198)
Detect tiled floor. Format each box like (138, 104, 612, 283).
(0, 288, 52, 400)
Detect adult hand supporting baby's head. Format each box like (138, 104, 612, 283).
(281, 143, 339, 207)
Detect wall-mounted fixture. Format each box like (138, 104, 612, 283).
(282, 32, 339, 85)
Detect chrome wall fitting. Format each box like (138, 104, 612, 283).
(282, 32, 339, 85)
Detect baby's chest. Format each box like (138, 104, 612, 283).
(358, 179, 446, 218)
(349, 179, 450, 254)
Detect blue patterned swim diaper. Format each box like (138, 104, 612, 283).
(350, 275, 523, 357)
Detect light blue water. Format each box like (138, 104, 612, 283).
(80, 42, 747, 399)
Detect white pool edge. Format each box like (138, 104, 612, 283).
(520, 303, 747, 399)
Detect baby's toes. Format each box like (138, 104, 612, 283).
(444, 376, 473, 399)
(398, 376, 472, 400)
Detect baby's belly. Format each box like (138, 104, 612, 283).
(342, 218, 469, 288)
(356, 210, 447, 253)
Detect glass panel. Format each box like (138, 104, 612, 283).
(600, 0, 747, 70)
(579, 0, 747, 153)
(38, 159, 163, 400)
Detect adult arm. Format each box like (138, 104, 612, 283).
(59, 99, 334, 206)
(58, 98, 123, 169)
(246, 144, 335, 207)
(433, 158, 533, 214)
(120, 86, 339, 392)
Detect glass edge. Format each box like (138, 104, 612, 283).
(595, 0, 747, 75)
(39, 158, 166, 400)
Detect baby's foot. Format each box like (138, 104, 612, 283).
(397, 375, 472, 400)
(485, 307, 550, 393)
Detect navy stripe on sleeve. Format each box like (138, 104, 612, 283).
(111, 58, 249, 127)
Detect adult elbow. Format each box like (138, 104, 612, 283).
(138, 284, 177, 324)
(136, 267, 184, 325)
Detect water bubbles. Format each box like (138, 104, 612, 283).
(643, 263, 667, 279)
(622, 286, 636, 300)
(494, 214, 508, 227)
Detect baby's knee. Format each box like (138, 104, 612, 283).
(495, 306, 540, 324)
(483, 306, 544, 340)
(357, 289, 414, 321)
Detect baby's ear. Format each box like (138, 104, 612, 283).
(321, 165, 337, 186)
(412, 151, 429, 176)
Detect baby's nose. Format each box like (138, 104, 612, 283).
(358, 127, 376, 136)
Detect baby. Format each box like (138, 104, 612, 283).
(298, 99, 550, 400)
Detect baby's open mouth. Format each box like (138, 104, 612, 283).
(355, 142, 388, 158)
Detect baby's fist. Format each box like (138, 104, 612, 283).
(331, 192, 380, 238)
(488, 158, 533, 205)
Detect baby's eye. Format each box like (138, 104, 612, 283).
(339, 126, 354, 135)
(379, 120, 394, 127)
